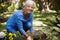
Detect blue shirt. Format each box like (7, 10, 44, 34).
(6, 10, 34, 35)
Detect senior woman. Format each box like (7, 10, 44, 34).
(6, 0, 36, 40)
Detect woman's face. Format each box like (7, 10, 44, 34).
(25, 4, 35, 14)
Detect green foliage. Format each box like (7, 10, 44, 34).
(0, 11, 60, 40)
(0, 3, 8, 13)
(8, 5, 15, 12)
(3, 30, 45, 40)
(34, 11, 60, 40)
(0, 0, 60, 40)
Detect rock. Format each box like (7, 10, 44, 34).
(27, 30, 47, 40)
(0, 32, 5, 38)
(33, 21, 47, 27)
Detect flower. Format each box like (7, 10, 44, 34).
(13, 34, 16, 37)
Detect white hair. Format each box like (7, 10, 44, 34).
(24, 0, 36, 7)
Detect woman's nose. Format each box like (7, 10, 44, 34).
(29, 7, 34, 11)
(29, 7, 32, 9)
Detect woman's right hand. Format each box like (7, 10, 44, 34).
(25, 34, 29, 39)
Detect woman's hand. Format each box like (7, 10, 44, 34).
(25, 34, 29, 39)
(25, 34, 32, 40)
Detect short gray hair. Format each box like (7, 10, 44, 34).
(24, 0, 36, 7)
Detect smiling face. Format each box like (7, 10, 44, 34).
(24, 4, 35, 14)
(23, 0, 35, 14)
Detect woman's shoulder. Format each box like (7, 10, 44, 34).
(14, 10, 23, 16)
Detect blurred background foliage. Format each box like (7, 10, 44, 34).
(0, 0, 60, 40)
(0, 0, 60, 13)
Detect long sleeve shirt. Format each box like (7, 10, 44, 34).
(6, 10, 34, 35)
